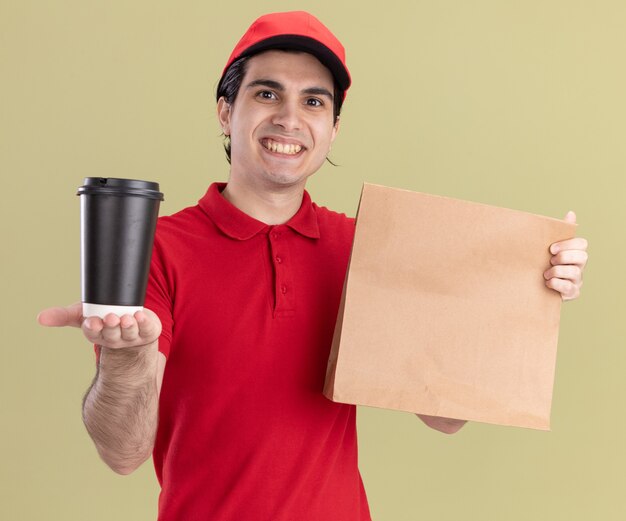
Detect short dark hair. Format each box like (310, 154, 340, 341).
(216, 50, 345, 164)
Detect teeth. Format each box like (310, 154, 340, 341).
(264, 139, 302, 155)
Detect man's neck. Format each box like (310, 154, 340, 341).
(221, 178, 305, 225)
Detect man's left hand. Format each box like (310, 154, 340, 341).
(544, 211, 588, 301)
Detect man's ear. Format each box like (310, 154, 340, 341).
(217, 97, 231, 135)
(331, 116, 340, 144)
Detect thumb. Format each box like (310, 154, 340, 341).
(37, 302, 84, 328)
(564, 210, 577, 224)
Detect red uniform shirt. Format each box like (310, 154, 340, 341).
(145, 182, 371, 520)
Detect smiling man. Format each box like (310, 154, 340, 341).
(38, 10, 589, 521)
(217, 49, 340, 222)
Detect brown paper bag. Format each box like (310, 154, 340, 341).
(323, 183, 577, 430)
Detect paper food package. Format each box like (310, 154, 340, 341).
(323, 183, 577, 430)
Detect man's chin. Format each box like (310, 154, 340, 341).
(264, 171, 311, 188)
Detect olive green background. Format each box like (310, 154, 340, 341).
(2, 1, 624, 519)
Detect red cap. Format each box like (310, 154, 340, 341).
(220, 11, 351, 95)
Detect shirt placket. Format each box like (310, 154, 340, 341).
(268, 225, 295, 318)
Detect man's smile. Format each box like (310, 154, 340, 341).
(260, 137, 306, 157)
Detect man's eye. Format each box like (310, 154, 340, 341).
(257, 90, 276, 100)
(306, 98, 323, 107)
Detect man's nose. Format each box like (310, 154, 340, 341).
(271, 99, 302, 131)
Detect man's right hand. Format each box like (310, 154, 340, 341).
(39, 302, 165, 475)
(37, 302, 162, 350)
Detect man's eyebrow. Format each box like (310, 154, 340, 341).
(245, 79, 334, 101)
(302, 87, 334, 101)
(245, 79, 284, 91)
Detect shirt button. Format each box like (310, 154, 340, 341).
(272, 232, 281, 239)
(281, 285, 288, 294)
(275, 256, 282, 263)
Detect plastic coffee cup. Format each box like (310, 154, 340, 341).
(77, 177, 164, 319)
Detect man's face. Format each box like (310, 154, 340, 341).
(217, 50, 339, 189)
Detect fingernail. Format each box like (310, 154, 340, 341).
(550, 244, 559, 254)
(84, 318, 91, 329)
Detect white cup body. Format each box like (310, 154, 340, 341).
(82, 302, 143, 319)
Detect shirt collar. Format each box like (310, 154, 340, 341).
(198, 182, 320, 241)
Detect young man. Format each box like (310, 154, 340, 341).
(38, 11, 589, 520)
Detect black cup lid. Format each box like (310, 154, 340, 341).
(77, 177, 164, 201)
